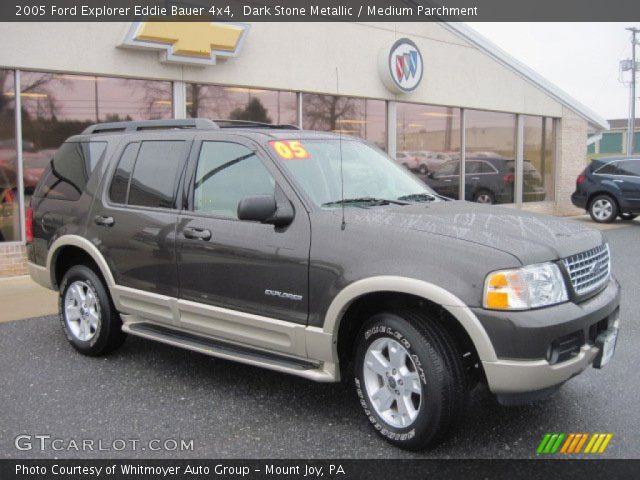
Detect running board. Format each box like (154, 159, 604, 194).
(121, 320, 335, 382)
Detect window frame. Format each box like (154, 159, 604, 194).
(183, 133, 305, 221)
(106, 141, 140, 206)
(592, 159, 637, 177)
(189, 140, 278, 220)
(102, 133, 194, 213)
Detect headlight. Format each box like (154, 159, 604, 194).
(483, 262, 568, 310)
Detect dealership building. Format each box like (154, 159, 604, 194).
(0, 21, 608, 277)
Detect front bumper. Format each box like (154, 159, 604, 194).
(474, 278, 620, 394)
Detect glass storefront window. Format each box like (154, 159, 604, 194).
(396, 103, 461, 198)
(465, 109, 516, 204)
(302, 94, 386, 150)
(0, 69, 18, 242)
(19, 72, 173, 213)
(523, 116, 555, 202)
(186, 84, 298, 126)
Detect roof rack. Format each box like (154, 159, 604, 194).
(82, 118, 219, 135)
(82, 118, 301, 135)
(211, 119, 301, 130)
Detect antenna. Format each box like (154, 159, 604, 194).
(336, 67, 346, 231)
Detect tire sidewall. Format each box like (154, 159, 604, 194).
(354, 313, 445, 448)
(59, 265, 111, 353)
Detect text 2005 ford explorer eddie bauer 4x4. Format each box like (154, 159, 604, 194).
(27, 119, 620, 450)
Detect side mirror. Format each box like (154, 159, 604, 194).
(237, 195, 293, 227)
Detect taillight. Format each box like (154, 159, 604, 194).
(576, 174, 587, 185)
(503, 174, 515, 184)
(25, 207, 33, 243)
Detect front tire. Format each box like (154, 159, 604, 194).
(354, 310, 467, 450)
(589, 194, 618, 223)
(59, 265, 126, 356)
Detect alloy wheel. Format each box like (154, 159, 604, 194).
(363, 337, 423, 428)
(592, 198, 613, 221)
(63, 280, 100, 342)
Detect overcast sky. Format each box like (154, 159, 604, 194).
(466, 23, 639, 121)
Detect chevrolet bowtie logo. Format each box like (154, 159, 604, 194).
(120, 22, 249, 65)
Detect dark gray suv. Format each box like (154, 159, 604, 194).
(27, 119, 620, 450)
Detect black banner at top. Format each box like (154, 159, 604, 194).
(1, 0, 640, 22)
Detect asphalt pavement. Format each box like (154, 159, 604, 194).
(1, 224, 638, 459)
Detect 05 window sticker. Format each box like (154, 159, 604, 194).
(270, 140, 310, 160)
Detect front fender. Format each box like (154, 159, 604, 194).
(321, 275, 498, 363)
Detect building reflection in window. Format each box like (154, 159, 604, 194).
(464, 109, 516, 204)
(302, 94, 386, 151)
(396, 103, 461, 198)
(186, 84, 298, 126)
(523, 116, 555, 202)
(18, 71, 173, 212)
(0, 69, 18, 242)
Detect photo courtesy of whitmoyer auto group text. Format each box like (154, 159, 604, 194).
(1, 0, 640, 478)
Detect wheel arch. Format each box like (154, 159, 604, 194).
(587, 190, 620, 209)
(47, 235, 115, 290)
(324, 276, 498, 367)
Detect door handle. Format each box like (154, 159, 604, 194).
(613, 179, 624, 183)
(94, 215, 115, 227)
(471, 177, 480, 180)
(183, 227, 212, 241)
(443, 179, 452, 182)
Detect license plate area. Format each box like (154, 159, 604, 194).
(593, 328, 618, 369)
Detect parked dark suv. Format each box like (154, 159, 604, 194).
(426, 156, 546, 204)
(572, 156, 640, 223)
(28, 119, 620, 450)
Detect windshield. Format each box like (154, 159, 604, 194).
(271, 139, 437, 207)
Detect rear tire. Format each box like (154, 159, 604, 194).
(620, 213, 637, 221)
(354, 310, 467, 450)
(59, 265, 126, 356)
(589, 194, 618, 223)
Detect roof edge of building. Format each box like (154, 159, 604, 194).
(443, 22, 609, 132)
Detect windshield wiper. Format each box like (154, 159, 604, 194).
(322, 197, 409, 207)
(397, 193, 437, 203)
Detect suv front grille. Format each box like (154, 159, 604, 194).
(562, 244, 610, 296)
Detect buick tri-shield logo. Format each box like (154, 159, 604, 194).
(382, 38, 423, 93)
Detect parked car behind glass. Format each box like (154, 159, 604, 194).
(426, 157, 546, 204)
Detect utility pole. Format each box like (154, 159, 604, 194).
(626, 27, 639, 155)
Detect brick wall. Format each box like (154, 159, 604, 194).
(553, 107, 588, 217)
(0, 243, 27, 277)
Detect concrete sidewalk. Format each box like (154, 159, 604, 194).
(0, 275, 57, 323)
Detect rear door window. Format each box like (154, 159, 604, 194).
(126, 141, 188, 209)
(108, 143, 139, 204)
(35, 141, 107, 200)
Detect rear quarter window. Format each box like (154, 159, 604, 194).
(34, 141, 107, 201)
(596, 162, 621, 175)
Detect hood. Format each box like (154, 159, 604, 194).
(345, 200, 603, 265)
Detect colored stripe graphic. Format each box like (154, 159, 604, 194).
(537, 433, 565, 454)
(574, 433, 589, 453)
(539, 433, 613, 454)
